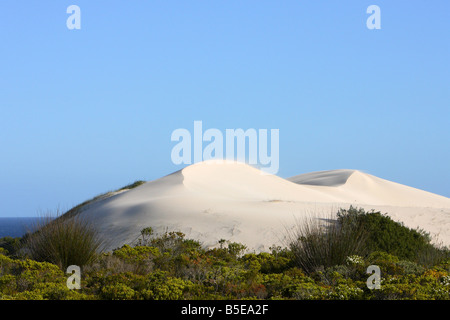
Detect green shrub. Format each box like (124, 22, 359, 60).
(0, 247, 8, 256)
(291, 282, 329, 300)
(91, 270, 192, 300)
(327, 283, 364, 300)
(227, 242, 247, 259)
(206, 240, 248, 263)
(241, 252, 292, 274)
(144, 274, 191, 300)
(262, 270, 315, 299)
(367, 272, 450, 300)
(139, 229, 203, 259)
(262, 273, 295, 298)
(0, 254, 91, 300)
(101, 283, 136, 300)
(0, 237, 21, 257)
(396, 260, 425, 276)
(367, 251, 399, 264)
(27, 282, 89, 300)
(112, 245, 159, 274)
(337, 206, 449, 264)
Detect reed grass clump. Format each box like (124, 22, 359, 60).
(287, 209, 370, 274)
(23, 212, 104, 270)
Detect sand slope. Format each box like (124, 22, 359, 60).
(74, 161, 450, 252)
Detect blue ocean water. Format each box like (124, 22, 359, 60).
(0, 217, 41, 238)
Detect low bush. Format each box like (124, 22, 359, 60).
(337, 206, 450, 264)
(0, 237, 21, 257)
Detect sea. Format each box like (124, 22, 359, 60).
(0, 217, 41, 238)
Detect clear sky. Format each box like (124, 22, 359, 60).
(0, 1, 449, 217)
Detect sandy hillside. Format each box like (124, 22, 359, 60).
(73, 161, 450, 252)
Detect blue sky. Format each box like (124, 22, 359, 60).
(0, 1, 449, 217)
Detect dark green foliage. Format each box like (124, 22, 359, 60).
(0, 254, 89, 299)
(205, 240, 248, 263)
(337, 206, 450, 264)
(0, 237, 21, 257)
(241, 251, 293, 274)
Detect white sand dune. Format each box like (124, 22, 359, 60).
(74, 161, 450, 252)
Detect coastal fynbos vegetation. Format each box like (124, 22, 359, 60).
(1, 207, 450, 300)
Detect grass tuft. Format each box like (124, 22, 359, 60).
(23, 210, 105, 270)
